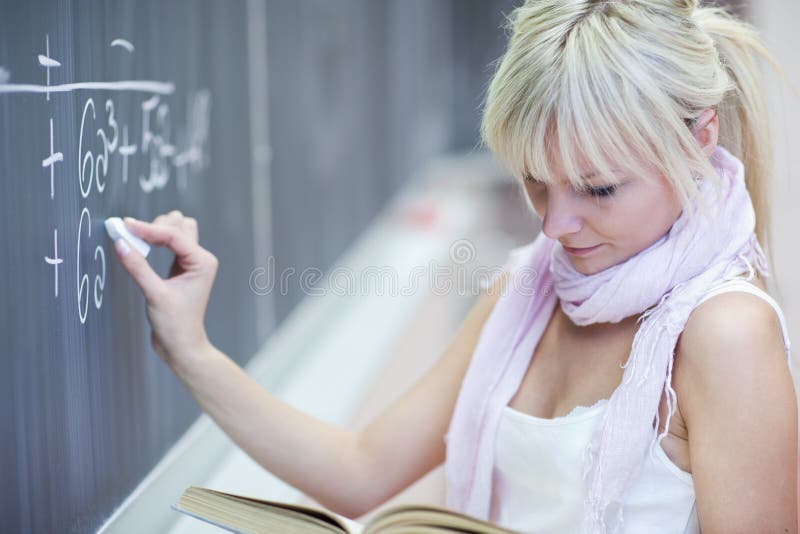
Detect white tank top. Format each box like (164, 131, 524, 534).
(489, 279, 793, 533)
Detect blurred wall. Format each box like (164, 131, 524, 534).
(263, 0, 515, 328)
(748, 2, 800, 389)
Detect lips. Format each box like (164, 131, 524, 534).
(563, 243, 603, 256)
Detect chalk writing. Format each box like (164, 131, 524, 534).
(44, 229, 63, 298)
(42, 118, 63, 199)
(0, 37, 212, 324)
(110, 39, 135, 53)
(38, 35, 60, 101)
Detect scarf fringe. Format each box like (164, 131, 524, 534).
(581, 247, 771, 533)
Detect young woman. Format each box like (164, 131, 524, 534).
(112, 1, 797, 532)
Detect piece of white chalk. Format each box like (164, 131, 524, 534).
(105, 217, 151, 258)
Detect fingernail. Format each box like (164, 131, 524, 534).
(115, 238, 131, 256)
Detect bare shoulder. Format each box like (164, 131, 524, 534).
(675, 283, 790, 404)
(673, 282, 797, 530)
(678, 283, 787, 371)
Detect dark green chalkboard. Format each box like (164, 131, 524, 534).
(0, 2, 261, 531)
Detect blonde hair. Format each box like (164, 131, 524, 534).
(481, 0, 789, 266)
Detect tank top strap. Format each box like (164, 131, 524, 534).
(696, 278, 792, 369)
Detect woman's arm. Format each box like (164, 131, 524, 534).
(113, 211, 507, 518)
(168, 275, 504, 519)
(677, 292, 798, 533)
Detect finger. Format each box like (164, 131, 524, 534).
(183, 217, 199, 242)
(113, 237, 165, 302)
(124, 217, 203, 265)
(153, 210, 185, 232)
(152, 213, 172, 226)
(152, 210, 182, 224)
(148, 212, 197, 243)
(165, 210, 184, 227)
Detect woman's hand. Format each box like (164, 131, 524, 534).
(112, 210, 218, 367)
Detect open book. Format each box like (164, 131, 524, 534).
(173, 486, 522, 534)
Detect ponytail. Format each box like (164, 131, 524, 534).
(694, 5, 796, 273)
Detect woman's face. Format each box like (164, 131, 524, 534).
(524, 156, 684, 275)
(524, 110, 717, 276)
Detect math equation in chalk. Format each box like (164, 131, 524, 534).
(0, 35, 212, 324)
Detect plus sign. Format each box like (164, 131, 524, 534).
(119, 125, 137, 183)
(44, 228, 63, 298)
(37, 34, 61, 101)
(42, 118, 63, 199)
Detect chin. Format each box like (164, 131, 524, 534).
(577, 266, 604, 276)
(571, 257, 618, 276)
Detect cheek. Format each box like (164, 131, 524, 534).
(619, 190, 681, 246)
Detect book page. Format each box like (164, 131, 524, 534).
(176, 486, 355, 533)
(363, 504, 520, 534)
(335, 515, 364, 534)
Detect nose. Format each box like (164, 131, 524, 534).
(540, 188, 583, 240)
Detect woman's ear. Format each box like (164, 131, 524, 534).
(691, 108, 719, 157)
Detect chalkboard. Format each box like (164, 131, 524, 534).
(0, 2, 262, 531)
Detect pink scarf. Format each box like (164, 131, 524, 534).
(444, 146, 770, 532)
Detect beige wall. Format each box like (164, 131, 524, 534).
(749, 3, 800, 392)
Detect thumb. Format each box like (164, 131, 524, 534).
(113, 238, 164, 302)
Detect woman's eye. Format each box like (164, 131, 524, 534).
(583, 184, 618, 198)
(523, 174, 619, 199)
